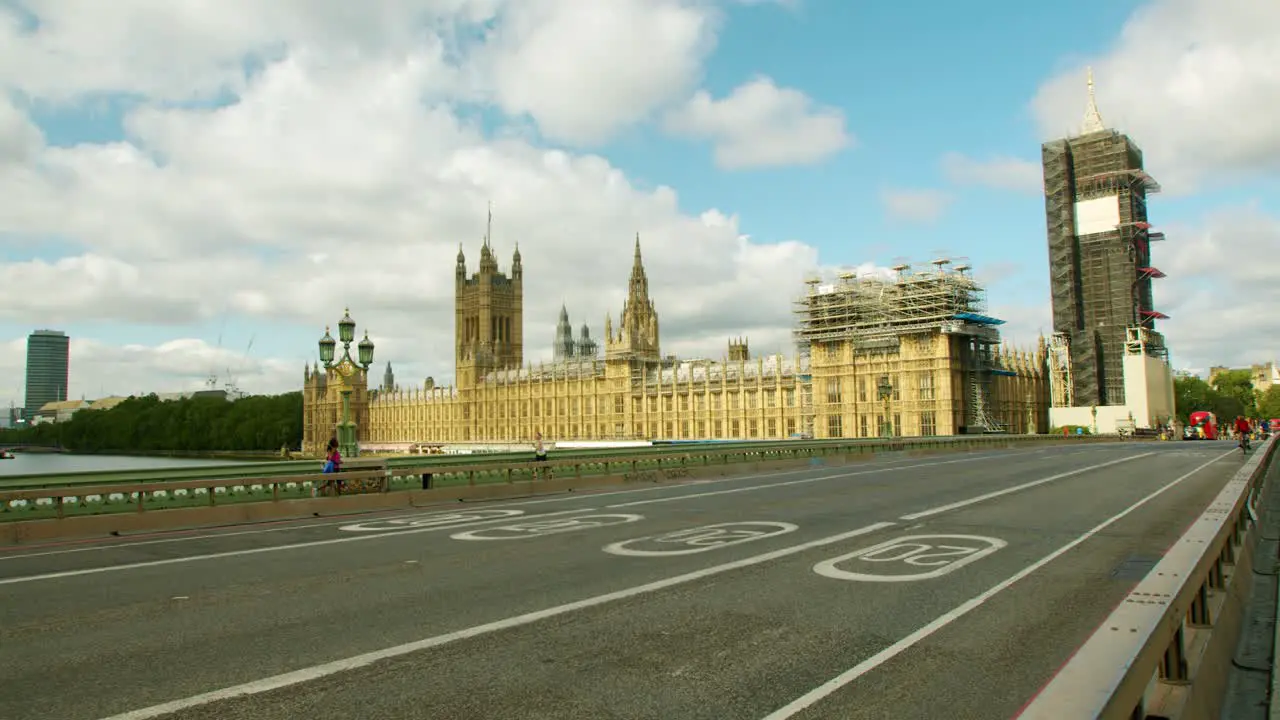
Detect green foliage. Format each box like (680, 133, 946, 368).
(0, 393, 302, 452)
(1259, 387, 1280, 420)
(1211, 369, 1258, 416)
(1174, 372, 1257, 423)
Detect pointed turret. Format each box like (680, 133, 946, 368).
(628, 232, 650, 304)
(553, 303, 576, 361)
(1081, 66, 1105, 135)
(577, 322, 598, 358)
(606, 233, 661, 363)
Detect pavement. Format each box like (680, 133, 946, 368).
(0, 440, 1250, 720)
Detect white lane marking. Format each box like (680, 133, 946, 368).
(97, 521, 898, 720)
(605, 451, 1057, 509)
(1, 464, 831, 560)
(813, 535, 1006, 583)
(759, 449, 1233, 719)
(898, 452, 1155, 521)
(339, 509, 524, 532)
(0, 445, 1068, 561)
(604, 522, 799, 557)
(0, 509, 596, 586)
(450, 514, 644, 541)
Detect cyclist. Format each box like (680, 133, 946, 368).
(1234, 416, 1253, 452)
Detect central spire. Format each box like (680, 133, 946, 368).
(1081, 66, 1105, 135)
(629, 232, 649, 300)
(484, 200, 493, 248)
(608, 232, 660, 363)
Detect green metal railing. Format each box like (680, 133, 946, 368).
(0, 434, 1114, 522)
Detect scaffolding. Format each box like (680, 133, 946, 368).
(793, 259, 989, 346)
(792, 258, 1006, 434)
(1042, 126, 1168, 408)
(1047, 332, 1073, 408)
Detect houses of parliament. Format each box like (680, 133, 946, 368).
(301, 234, 1051, 454)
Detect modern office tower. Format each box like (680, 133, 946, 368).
(24, 329, 71, 414)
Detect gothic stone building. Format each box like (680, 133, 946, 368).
(302, 238, 1050, 454)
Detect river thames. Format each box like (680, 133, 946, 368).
(0, 453, 251, 477)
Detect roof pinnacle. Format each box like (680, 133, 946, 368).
(1081, 66, 1105, 134)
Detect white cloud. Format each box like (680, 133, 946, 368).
(0, 0, 720, 145)
(1030, 0, 1280, 192)
(940, 152, 1042, 194)
(0, 0, 498, 103)
(0, 93, 42, 161)
(482, 0, 719, 144)
(0, 1, 836, 409)
(987, 206, 1280, 373)
(664, 75, 852, 169)
(879, 189, 953, 224)
(987, 301, 1052, 350)
(1153, 205, 1280, 370)
(0, 336, 299, 406)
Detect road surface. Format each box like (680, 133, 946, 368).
(0, 441, 1247, 720)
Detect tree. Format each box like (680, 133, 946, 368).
(1259, 386, 1280, 420)
(0, 392, 303, 453)
(1174, 372, 1253, 423)
(1211, 369, 1257, 416)
(1174, 374, 1214, 423)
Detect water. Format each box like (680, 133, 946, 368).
(0, 453, 252, 477)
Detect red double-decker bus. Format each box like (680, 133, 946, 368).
(1187, 411, 1218, 440)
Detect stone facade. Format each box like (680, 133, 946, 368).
(806, 333, 1049, 439)
(301, 237, 1050, 454)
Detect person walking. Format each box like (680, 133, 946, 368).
(322, 437, 343, 494)
(533, 431, 547, 479)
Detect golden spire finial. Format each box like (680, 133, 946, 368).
(1081, 66, 1105, 134)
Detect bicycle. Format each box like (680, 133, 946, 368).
(1239, 432, 1251, 455)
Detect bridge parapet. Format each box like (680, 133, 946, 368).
(1017, 434, 1278, 720)
(0, 434, 1117, 529)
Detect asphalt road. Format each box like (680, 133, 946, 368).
(0, 440, 1249, 720)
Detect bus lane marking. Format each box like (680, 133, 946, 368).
(603, 522, 799, 557)
(339, 509, 525, 533)
(813, 534, 1006, 583)
(451, 514, 644, 541)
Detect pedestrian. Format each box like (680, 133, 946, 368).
(534, 431, 547, 479)
(323, 437, 343, 495)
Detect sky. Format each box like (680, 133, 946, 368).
(1, 0, 1277, 410)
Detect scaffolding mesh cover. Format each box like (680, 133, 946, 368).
(1041, 126, 1167, 407)
(793, 260, 990, 348)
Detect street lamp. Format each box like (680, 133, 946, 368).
(877, 375, 893, 438)
(318, 308, 374, 458)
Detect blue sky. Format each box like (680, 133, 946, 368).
(1, 0, 1277, 408)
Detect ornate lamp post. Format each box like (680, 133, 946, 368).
(318, 308, 375, 458)
(877, 375, 894, 438)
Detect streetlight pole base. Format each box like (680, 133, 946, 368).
(338, 421, 358, 459)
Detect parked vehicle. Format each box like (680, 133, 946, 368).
(1185, 411, 1218, 440)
